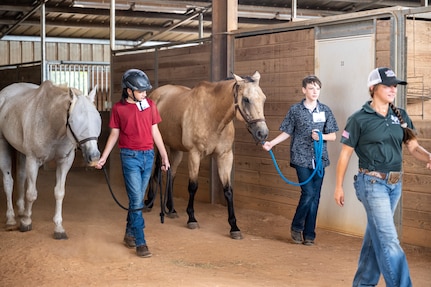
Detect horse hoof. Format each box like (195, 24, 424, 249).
(167, 211, 179, 219)
(142, 207, 152, 213)
(53, 232, 69, 240)
(5, 224, 18, 231)
(187, 222, 199, 229)
(230, 231, 243, 240)
(19, 224, 32, 232)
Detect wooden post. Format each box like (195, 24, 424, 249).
(210, 0, 237, 204)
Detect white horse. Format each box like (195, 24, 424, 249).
(0, 80, 101, 239)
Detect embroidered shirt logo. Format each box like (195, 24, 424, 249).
(390, 115, 401, 125)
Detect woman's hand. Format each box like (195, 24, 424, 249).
(334, 187, 345, 207)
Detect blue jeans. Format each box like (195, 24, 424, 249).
(120, 148, 154, 247)
(291, 165, 325, 241)
(353, 172, 412, 287)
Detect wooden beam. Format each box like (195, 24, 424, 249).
(210, 0, 237, 204)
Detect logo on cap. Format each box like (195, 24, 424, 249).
(384, 69, 396, 78)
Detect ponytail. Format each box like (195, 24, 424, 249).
(389, 102, 416, 143)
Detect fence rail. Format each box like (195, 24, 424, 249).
(47, 61, 111, 111)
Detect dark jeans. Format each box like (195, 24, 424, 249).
(291, 165, 324, 241)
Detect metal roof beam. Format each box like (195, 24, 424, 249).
(0, 0, 47, 39)
(0, 17, 211, 34)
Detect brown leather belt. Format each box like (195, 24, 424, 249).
(358, 168, 402, 184)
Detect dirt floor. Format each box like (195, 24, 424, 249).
(0, 168, 430, 287)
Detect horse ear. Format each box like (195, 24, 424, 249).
(88, 85, 97, 103)
(252, 71, 261, 82)
(232, 73, 243, 83)
(68, 88, 78, 110)
(68, 88, 74, 99)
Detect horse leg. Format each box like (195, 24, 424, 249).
(0, 140, 17, 229)
(19, 158, 40, 232)
(16, 152, 26, 218)
(217, 150, 242, 239)
(51, 152, 75, 240)
(186, 151, 200, 229)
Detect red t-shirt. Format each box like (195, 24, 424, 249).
(110, 99, 161, 150)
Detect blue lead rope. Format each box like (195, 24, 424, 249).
(265, 131, 324, 186)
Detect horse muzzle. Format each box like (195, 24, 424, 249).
(247, 119, 269, 143)
(79, 139, 101, 166)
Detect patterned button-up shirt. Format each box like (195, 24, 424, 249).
(280, 99, 339, 169)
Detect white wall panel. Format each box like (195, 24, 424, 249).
(315, 35, 374, 236)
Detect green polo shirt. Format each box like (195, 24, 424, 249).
(340, 101, 414, 173)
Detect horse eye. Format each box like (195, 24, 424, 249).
(242, 97, 250, 104)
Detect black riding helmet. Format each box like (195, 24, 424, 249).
(122, 69, 152, 91)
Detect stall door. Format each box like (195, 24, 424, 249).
(315, 35, 374, 236)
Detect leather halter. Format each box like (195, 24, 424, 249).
(233, 83, 266, 127)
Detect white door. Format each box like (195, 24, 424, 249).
(315, 35, 374, 236)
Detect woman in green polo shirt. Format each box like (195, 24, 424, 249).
(334, 67, 431, 287)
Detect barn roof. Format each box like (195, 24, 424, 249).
(0, 0, 425, 46)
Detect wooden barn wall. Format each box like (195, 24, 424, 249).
(342, 19, 431, 248)
(405, 19, 431, 121)
(233, 29, 315, 220)
(403, 19, 431, 248)
(110, 44, 211, 201)
(374, 19, 431, 248)
(402, 120, 431, 248)
(0, 64, 41, 90)
(0, 40, 112, 65)
(0, 40, 114, 89)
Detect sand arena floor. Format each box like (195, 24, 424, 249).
(0, 168, 430, 287)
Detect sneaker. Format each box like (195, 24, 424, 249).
(291, 230, 303, 244)
(136, 245, 152, 258)
(123, 235, 136, 248)
(303, 239, 315, 246)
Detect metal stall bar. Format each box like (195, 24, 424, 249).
(46, 61, 110, 111)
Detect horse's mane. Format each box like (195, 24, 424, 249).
(58, 84, 83, 98)
(47, 82, 84, 99)
(42, 80, 69, 91)
(224, 75, 256, 83)
(57, 83, 69, 89)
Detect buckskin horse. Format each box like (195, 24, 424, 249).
(148, 71, 268, 239)
(0, 81, 101, 239)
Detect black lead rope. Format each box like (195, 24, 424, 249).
(156, 164, 174, 224)
(102, 165, 172, 223)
